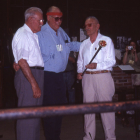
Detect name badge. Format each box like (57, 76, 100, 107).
(56, 44, 63, 51)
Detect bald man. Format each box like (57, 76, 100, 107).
(37, 6, 80, 140)
(77, 16, 116, 140)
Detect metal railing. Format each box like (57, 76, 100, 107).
(0, 100, 140, 120)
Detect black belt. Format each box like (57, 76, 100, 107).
(30, 66, 44, 70)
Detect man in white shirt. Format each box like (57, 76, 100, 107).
(77, 16, 116, 140)
(12, 7, 44, 140)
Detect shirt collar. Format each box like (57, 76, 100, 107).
(46, 22, 60, 35)
(94, 32, 101, 42)
(88, 32, 101, 43)
(24, 23, 38, 38)
(24, 24, 34, 34)
(96, 33, 101, 40)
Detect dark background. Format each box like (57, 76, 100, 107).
(1, 0, 140, 40)
(0, 0, 140, 108)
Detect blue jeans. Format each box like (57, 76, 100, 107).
(63, 71, 75, 104)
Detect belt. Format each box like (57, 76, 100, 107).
(85, 70, 110, 74)
(30, 66, 44, 70)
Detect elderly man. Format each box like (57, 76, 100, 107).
(37, 6, 80, 140)
(12, 7, 44, 140)
(77, 16, 116, 140)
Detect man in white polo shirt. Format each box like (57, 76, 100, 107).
(12, 7, 44, 140)
(77, 16, 116, 140)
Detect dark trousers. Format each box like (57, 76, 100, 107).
(43, 71, 67, 140)
(63, 71, 75, 104)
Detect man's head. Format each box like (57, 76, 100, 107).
(25, 7, 44, 33)
(85, 16, 100, 37)
(46, 6, 63, 32)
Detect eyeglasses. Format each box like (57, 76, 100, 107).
(51, 16, 63, 22)
(84, 23, 95, 28)
(32, 17, 44, 23)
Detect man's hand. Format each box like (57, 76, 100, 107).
(13, 62, 20, 71)
(77, 73, 82, 80)
(68, 57, 75, 63)
(32, 84, 41, 98)
(85, 63, 97, 69)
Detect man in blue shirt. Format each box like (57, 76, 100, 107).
(37, 6, 80, 140)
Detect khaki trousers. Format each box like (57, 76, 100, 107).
(82, 73, 116, 140)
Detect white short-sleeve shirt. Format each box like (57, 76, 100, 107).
(12, 24, 44, 67)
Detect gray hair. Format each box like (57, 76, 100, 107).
(86, 16, 99, 24)
(24, 7, 43, 21)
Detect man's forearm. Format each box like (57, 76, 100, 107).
(18, 59, 38, 88)
(68, 57, 75, 63)
(18, 59, 41, 98)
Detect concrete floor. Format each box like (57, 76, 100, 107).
(0, 114, 139, 140)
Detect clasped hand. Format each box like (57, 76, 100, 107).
(77, 63, 97, 80)
(85, 63, 97, 69)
